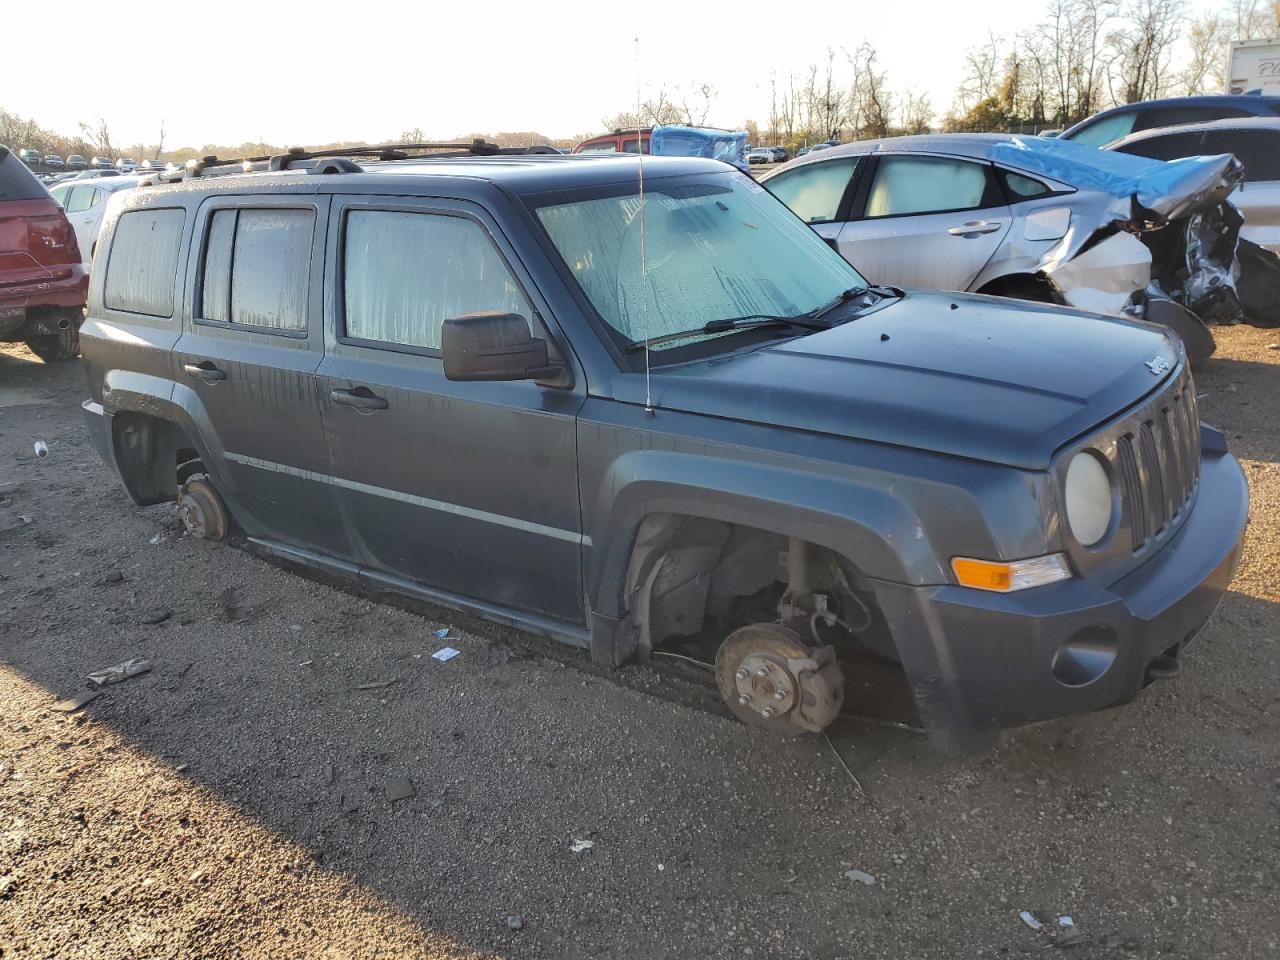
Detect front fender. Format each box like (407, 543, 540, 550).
(585, 449, 948, 627)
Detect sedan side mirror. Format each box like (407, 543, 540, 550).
(442, 312, 565, 383)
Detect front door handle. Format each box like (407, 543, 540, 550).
(330, 387, 389, 412)
(183, 361, 227, 382)
(947, 221, 1003, 237)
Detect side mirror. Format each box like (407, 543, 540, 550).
(441, 312, 565, 383)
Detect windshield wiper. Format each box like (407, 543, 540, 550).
(625, 314, 828, 352)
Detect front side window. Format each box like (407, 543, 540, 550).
(865, 156, 991, 217)
(343, 210, 531, 351)
(766, 157, 860, 223)
(199, 208, 314, 331)
(1066, 110, 1138, 147)
(104, 208, 186, 317)
(532, 173, 866, 355)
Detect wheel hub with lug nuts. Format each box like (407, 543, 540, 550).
(732, 652, 798, 717)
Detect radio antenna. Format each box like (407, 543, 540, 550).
(636, 36, 653, 417)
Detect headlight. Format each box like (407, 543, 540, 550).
(1064, 451, 1113, 546)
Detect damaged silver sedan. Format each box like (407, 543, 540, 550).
(762, 133, 1245, 362)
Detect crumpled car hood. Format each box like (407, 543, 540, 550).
(991, 138, 1242, 220)
(617, 291, 1180, 470)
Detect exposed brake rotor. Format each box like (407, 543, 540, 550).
(714, 622, 844, 736)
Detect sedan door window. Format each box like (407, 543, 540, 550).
(865, 156, 992, 217)
(765, 157, 860, 224)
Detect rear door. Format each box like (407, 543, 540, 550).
(63, 185, 103, 262)
(315, 195, 584, 623)
(174, 194, 356, 560)
(836, 154, 1012, 291)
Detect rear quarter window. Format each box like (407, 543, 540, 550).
(103, 208, 186, 317)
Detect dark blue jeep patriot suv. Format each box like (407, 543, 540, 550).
(79, 143, 1248, 755)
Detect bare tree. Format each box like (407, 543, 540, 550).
(154, 119, 166, 160)
(898, 89, 935, 134)
(78, 117, 115, 161)
(1181, 13, 1232, 94)
(1107, 0, 1189, 104)
(678, 83, 717, 127)
(399, 127, 426, 143)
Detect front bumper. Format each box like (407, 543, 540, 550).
(874, 435, 1248, 753)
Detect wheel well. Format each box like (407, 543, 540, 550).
(976, 273, 1062, 304)
(621, 513, 896, 664)
(111, 412, 204, 506)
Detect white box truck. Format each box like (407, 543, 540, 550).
(1227, 38, 1280, 96)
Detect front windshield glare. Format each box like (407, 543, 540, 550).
(535, 174, 866, 351)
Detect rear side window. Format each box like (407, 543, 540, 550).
(766, 157, 860, 223)
(1115, 131, 1205, 161)
(1143, 106, 1250, 129)
(0, 151, 47, 200)
(1201, 129, 1280, 181)
(103, 208, 186, 317)
(865, 156, 993, 217)
(199, 208, 314, 332)
(342, 209, 531, 351)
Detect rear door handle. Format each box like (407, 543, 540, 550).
(330, 387, 389, 412)
(183, 362, 227, 382)
(947, 221, 1003, 237)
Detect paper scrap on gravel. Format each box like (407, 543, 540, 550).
(51, 689, 102, 713)
(87, 658, 152, 688)
(432, 647, 460, 662)
(570, 839, 594, 854)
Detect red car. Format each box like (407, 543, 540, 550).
(1, 145, 87, 361)
(572, 127, 652, 154)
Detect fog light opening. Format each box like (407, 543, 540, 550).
(1051, 627, 1118, 687)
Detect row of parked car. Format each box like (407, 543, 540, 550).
(16, 149, 148, 173)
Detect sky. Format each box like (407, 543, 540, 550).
(5, 0, 1222, 149)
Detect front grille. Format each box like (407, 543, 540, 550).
(1115, 381, 1200, 550)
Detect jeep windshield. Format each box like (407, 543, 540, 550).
(531, 172, 869, 362)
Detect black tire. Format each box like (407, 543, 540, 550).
(981, 275, 1060, 305)
(177, 477, 229, 541)
(26, 326, 80, 363)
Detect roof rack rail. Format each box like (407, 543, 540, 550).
(149, 140, 562, 183)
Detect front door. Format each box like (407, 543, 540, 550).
(836, 154, 1011, 291)
(173, 195, 356, 560)
(316, 196, 584, 623)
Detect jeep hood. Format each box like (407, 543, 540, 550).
(615, 291, 1180, 470)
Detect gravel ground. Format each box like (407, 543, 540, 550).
(1, 326, 1278, 959)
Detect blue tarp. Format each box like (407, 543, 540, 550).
(989, 135, 1239, 219)
(650, 126, 749, 173)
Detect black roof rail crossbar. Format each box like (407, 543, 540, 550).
(148, 140, 565, 183)
(268, 140, 503, 170)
